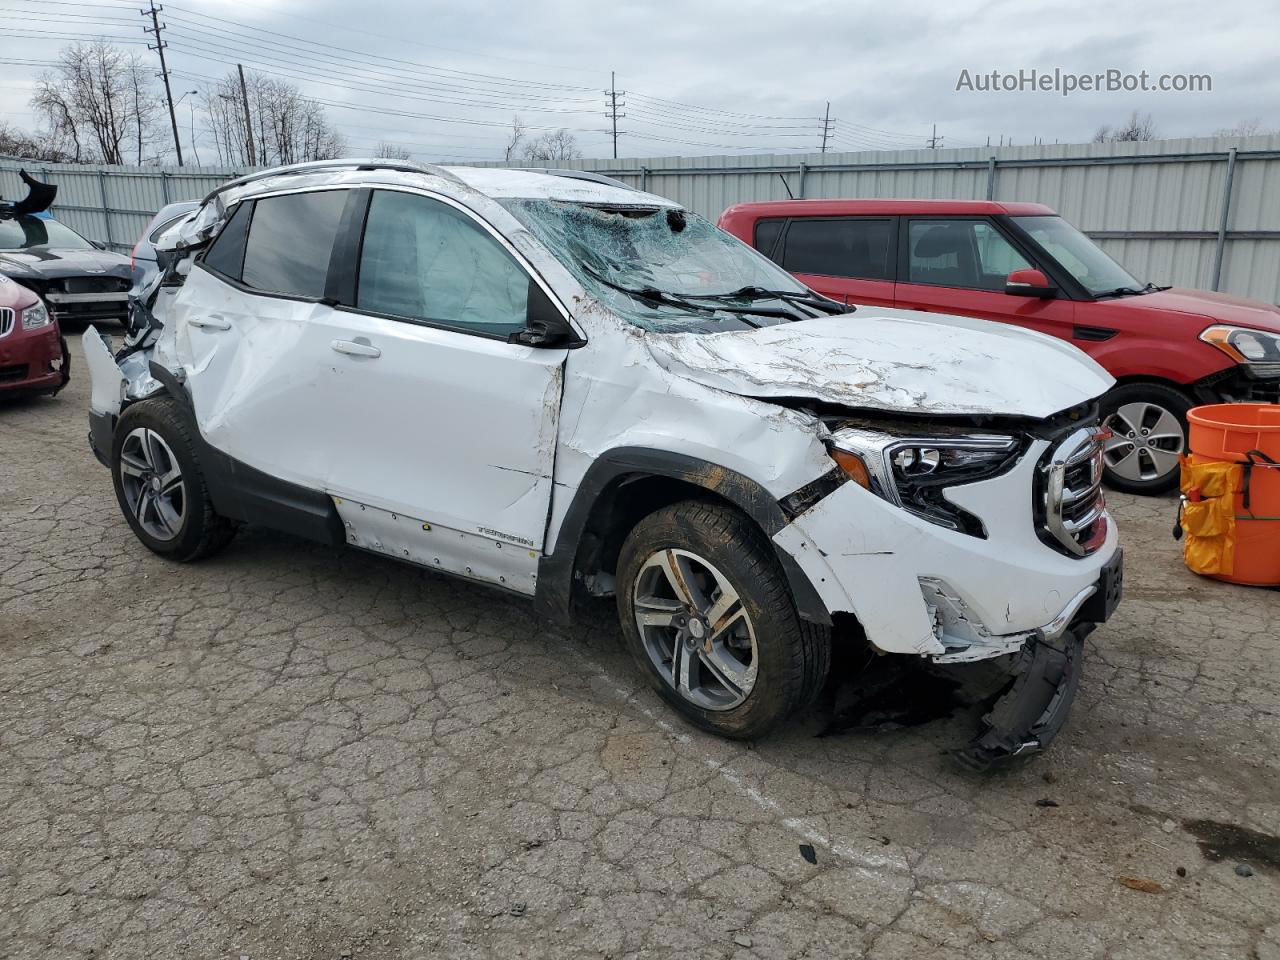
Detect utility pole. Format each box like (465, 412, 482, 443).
(926, 123, 943, 149)
(605, 71, 625, 159)
(819, 101, 833, 153)
(237, 64, 256, 166)
(141, 0, 183, 166)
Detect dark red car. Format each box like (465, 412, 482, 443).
(719, 199, 1280, 493)
(0, 274, 69, 398)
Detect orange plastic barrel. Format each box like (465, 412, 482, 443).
(1186, 403, 1280, 586)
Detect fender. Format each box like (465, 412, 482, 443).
(534, 447, 834, 627)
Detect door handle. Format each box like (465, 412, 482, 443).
(188, 314, 230, 331)
(331, 338, 381, 359)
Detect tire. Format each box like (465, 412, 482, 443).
(615, 499, 830, 739)
(1098, 382, 1192, 495)
(110, 396, 237, 561)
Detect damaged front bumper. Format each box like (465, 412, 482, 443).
(955, 624, 1091, 770)
(942, 547, 1121, 769)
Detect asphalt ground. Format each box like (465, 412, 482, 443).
(2, 355, 1278, 959)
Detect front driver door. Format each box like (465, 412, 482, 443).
(894, 217, 1076, 340)
(315, 188, 570, 593)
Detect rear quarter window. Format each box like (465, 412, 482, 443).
(201, 201, 253, 282)
(753, 219, 785, 262)
(240, 190, 348, 298)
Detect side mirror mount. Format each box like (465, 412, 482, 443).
(90, 239, 107, 251)
(509, 279, 582, 348)
(1005, 268, 1056, 298)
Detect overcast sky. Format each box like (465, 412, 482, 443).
(1, 0, 1277, 163)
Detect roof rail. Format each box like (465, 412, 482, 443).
(199, 158, 465, 206)
(515, 168, 638, 192)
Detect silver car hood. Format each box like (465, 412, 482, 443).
(645, 307, 1114, 419)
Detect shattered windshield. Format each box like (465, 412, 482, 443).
(500, 199, 811, 332)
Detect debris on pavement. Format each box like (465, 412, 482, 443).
(1117, 874, 1165, 894)
(799, 843, 817, 864)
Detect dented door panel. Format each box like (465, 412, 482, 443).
(315, 309, 566, 551)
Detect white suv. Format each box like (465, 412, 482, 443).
(83, 160, 1122, 766)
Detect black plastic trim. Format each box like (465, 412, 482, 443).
(325, 188, 371, 305)
(88, 410, 113, 467)
(533, 448, 830, 626)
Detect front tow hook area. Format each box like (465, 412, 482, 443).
(956, 624, 1093, 771)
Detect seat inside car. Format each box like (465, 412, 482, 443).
(911, 224, 977, 287)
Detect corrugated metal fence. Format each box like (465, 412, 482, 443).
(5, 132, 1280, 303)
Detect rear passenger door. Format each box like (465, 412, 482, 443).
(894, 217, 1075, 339)
(177, 187, 359, 491)
(757, 216, 897, 307)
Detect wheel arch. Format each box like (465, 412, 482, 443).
(534, 448, 833, 627)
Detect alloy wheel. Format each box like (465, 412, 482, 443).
(118, 427, 187, 541)
(1103, 401, 1185, 483)
(632, 548, 758, 711)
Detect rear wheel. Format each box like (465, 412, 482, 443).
(615, 500, 829, 739)
(111, 397, 237, 561)
(1099, 383, 1191, 494)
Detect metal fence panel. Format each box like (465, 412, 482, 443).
(4, 134, 1280, 302)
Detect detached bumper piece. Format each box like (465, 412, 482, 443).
(956, 625, 1092, 771)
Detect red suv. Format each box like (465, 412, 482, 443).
(719, 199, 1280, 493)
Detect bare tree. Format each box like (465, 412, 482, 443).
(503, 115, 526, 162)
(1093, 111, 1157, 143)
(0, 122, 74, 162)
(203, 69, 344, 166)
(1213, 118, 1274, 137)
(522, 128, 581, 162)
(31, 41, 162, 164)
(373, 141, 413, 161)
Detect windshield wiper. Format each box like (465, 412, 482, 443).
(581, 264, 776, 327)
(1095, 281, 1165, 299)
(685, 285, 852, 315)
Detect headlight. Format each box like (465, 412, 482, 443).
(21, 301, 51, 330)
(827, 429, 1022, 537)
(1201, 325, 1280, 364)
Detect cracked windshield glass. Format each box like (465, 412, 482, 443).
(501, 199, 809, 331)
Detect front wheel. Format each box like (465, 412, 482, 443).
(1099, 383, 1192, 494)
(615, 500, 829, 739)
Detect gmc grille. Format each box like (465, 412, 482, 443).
(1037, 426, 1108, 557)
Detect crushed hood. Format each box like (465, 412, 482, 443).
(646, 308, 1114, 419)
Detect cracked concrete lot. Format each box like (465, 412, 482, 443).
(2, 367, 1279, 960)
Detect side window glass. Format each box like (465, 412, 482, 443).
(972, 222, 1031, 287)
(357, 191, 528, 337)
(781, 218, 893, 280)
(241, 190, 348, 298)
(754, 219, 784, 262)
(908, 220, 1030, 290)
(201, 200, 252, 281)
